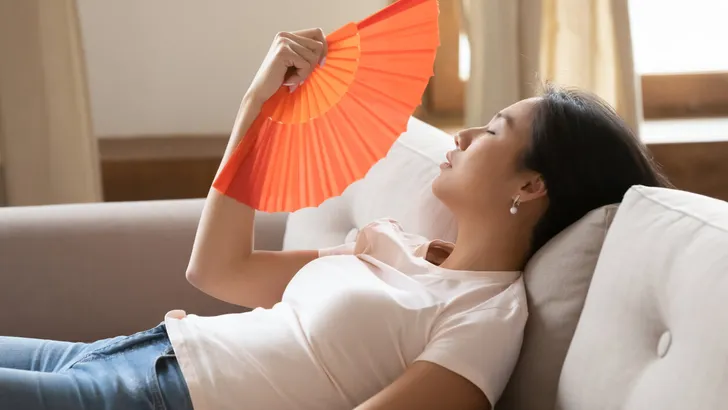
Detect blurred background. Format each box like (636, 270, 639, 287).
(0, 0, 726, 207)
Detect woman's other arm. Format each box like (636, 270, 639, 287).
(355, 362, 491, 410)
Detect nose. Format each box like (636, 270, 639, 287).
(454, 128, 475, 150)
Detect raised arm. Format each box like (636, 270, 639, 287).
(186, 29, 328, 309)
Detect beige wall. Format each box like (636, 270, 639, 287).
(77, 0, 388, 137)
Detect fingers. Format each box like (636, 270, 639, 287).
(282, 42, 317, 87)
(277, 32, 326, 66)
(278, 36, 319, 68)
(276, 43, 311, 87)
(290, 28, 328, 65)
(274, 29, 328, 92)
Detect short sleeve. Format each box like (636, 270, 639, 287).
(415, 305, 527, 405)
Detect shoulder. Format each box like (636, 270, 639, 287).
(433, 275, 528, 340)
(489, 275, 527, 313)
(445, 281, 527, 331)
(418, 277, 527, 405)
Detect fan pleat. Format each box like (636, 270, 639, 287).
(332, 98, 379, 169)
(358, 0, 431, 29)
(301, 122, 314, 206)
(272, 124, 291, 211)
(319, 111, 357, 194)
(270, 92, 290, 121)
(320, 62, 358, 83)
(351, 77, 418, 110)
(359, 20, 438, 41)
(358, 51, 436, 78)
(213, 0, 439, 212)
(348, 81, 417, 126)
(317, 66, 355, 93)
(286, 125, 301, 210)
(360, 34, 439, 53)
(299, 81, 311, 121)
(286, 88, 303, 124)
(310, 119, 335, 199)
(254, 121, 279, 209)
(358, 65, 432, 82)
(327, 36, 361, 54)
(307, 75, 326, 119)
(361, 0, 437, 32)
(341, 91, 404, 150)
(356, 69, 426, 105)
(244, 135, 265, 205)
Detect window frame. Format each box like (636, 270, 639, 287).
(422, 1, 728, 122)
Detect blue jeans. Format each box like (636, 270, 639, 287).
(0, 324, 193, 410)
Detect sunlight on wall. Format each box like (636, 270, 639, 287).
(458, 32, 470, 82)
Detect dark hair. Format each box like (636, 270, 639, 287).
(523, 84, 672, 255)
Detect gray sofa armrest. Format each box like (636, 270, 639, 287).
(0, 199, 288, 341)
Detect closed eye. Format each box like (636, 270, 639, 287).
(485, 129, 496, 135)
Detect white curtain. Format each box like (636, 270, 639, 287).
(463, 0, 641, 134)
(540, 0, 641, 134)
(461, 0, 543, 128)
(0, 0, 102, 206)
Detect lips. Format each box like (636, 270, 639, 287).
(440, 151, 454, 169)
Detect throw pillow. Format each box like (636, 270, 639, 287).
(498, 204, 618, 410)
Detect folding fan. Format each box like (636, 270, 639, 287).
(213, 0, 440, 212)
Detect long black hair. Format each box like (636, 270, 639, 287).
(524, 84, 672, 255)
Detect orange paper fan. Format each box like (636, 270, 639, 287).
(213, 0, 440, 212)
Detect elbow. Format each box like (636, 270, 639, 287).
(185, 258, 247, 290)
(185, 260, 212, 290)
(185, 266, 204, 288)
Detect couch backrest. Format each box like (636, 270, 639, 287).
(0, 199, 287, 341)
(556, 186, 728, 410)
(499, 204, 618, 410)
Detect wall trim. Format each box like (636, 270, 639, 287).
(98, 134, 228, 161)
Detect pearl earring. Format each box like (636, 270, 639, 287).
(509, 195, 521, 215)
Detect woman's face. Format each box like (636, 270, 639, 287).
(432, 97, 542, 218)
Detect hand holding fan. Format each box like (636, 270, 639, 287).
(213, 0, 440, 212)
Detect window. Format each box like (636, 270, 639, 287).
(422, 0, 728, 122)
(631, 0, 728, 119)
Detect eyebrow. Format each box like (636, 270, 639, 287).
(496, 112, 513, 127)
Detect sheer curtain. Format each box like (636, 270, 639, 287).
(462, 0, 641, 134)
(540, 0, 641, 134)
(0, 0, 102, 206)
(461, 0, 542, 128)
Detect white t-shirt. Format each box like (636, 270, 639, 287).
(165, 219, 527, 410)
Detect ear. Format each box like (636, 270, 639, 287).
(517, 174, 547, 202)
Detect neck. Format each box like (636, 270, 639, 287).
(440, 212, 533, 272)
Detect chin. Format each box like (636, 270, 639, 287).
(431, 172, 449, 203)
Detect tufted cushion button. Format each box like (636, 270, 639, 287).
(657, 331, 672, 358)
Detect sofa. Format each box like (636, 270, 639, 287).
(2, 118, 727, 410)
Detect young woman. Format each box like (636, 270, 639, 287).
(0, 28, 670, 410)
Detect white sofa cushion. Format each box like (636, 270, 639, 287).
(498, 205, 618, 410)
(556, 186, 728, 410)
(283, 117, 457, 250)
